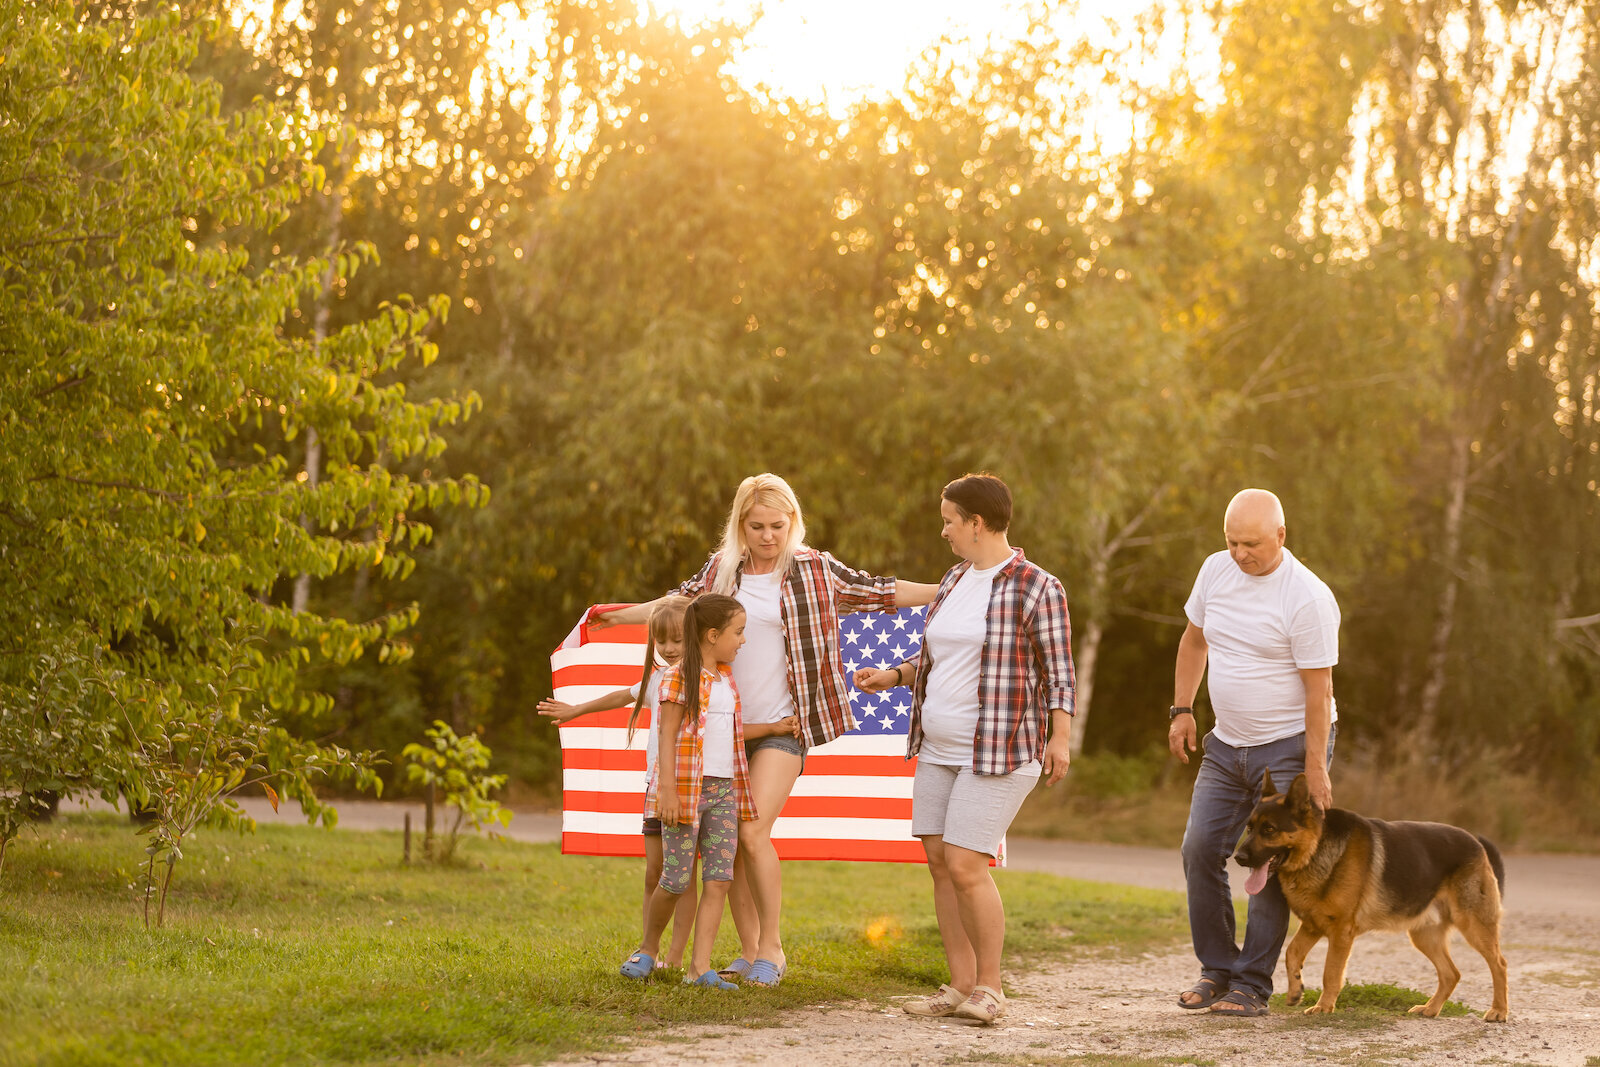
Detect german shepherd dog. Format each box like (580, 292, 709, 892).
(1233, 770, 1510, 1022)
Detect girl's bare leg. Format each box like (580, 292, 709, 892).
(739, 748, 804, 968)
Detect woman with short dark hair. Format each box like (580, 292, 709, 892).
(857, 472, 1076, 1025)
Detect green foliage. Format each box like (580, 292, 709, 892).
(400, 720, 509, 860)
(20, 0, 1595, 808)
(0, 4, 479, 885)
(0, 816, 1186, 1065)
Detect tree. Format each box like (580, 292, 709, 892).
(0, 4, 480, 892)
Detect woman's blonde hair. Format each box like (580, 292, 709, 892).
(711, 473, 807, 594)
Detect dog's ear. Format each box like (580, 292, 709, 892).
(1261, 769, 1277, 798)
(1286, 773, 1313, 811)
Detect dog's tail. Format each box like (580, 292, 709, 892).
(1477, 834, 1506, 894)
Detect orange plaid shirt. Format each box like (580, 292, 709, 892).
(644, 662, 758, 822)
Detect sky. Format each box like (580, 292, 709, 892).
(639, 0, 1204, 116)
(647, 0, 1035, 105)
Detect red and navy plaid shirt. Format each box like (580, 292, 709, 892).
(645, 662, 757, 822)
(675, 548, 898, 748)
(905, 548, 1076, 775)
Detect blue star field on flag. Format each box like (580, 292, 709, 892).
(839, 605, 925, 736)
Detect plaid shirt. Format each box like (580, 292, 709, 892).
(676, 548, 897, 747)
(644, 662, 757, 822)
(906, 548, 1076, 775)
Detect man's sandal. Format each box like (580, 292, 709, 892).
(952, 985, 1007, 1025)
(1178, 976, 1226, 1010)
(902, 984, 966, 1018)
(1210, 988, 1270, 1017)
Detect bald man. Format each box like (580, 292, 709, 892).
(1168, 489, 1340, 1018)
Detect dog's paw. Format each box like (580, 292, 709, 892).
(1407, 1004, 1441, 1017)
(1285, 983, 1303, 1006)
(1482, 1007, 1509, 1023)
(1304, 1002, 1337, 1015)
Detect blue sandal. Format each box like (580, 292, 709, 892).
(716, 957, 753, 980)
(685, 970, 738, 990)
(745, 958, 785, 987)
(619, 950, 655, 979)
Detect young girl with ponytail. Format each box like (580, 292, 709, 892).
(619, 593, 756, 989)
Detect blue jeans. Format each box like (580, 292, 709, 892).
(1180, 726, 1336, 999)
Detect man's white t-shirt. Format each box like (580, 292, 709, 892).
(734, 570, 796, 725)
(701, 674, 738, 778)
(920, 559, 1024, 769)
(1185, 547, 1340, 747)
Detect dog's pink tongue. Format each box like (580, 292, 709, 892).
(1244, 864, 1271, 896)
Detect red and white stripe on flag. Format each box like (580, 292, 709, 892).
(550, 604, 958, 864)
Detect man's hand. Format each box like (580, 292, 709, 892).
(1042, 734, 1071, 786)
(1168, 712, 1197, 764)
(1304, 761, 1333, 811)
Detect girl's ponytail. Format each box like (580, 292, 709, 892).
(677, 593, 743, 716)
(679, 599, 706, 719)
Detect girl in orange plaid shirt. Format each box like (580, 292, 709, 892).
(620, 593, 758, 988)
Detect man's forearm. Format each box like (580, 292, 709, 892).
(1173, 635, 1208, 707)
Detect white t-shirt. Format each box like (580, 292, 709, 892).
(734, 569, 796, 725)
(1185, 548, 1341, 747)
(917, 559, 1006, 768)
(701, 674, 738, 778)
(628, 667, 665, 780)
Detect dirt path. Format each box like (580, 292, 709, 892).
(540, 836, 1600, 1067)
(69, 798, 1600, 1064)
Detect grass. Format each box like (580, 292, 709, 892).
(1269, 982, 1471, 1022)
(0, 814, 1189, 1067)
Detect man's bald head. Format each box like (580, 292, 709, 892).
(1222, 488, 1286, 576)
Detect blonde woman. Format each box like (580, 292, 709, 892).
(594, 473, 939, 986)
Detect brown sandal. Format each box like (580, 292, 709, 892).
(1178, 976, 1226, 1010)
(1210, 988, 1270, 1017)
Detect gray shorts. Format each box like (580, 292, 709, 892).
(911, 761, 1039, 858)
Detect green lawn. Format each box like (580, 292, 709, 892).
(0, 815, 1188, 1066)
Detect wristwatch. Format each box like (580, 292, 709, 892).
(1169, 705, 1193, 720)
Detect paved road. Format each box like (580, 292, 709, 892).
(68, 795, 1600, 921)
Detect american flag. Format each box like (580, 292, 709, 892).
(551, 602, 1006, 864)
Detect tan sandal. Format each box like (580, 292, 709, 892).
(952, 984, 1007, 1025)
(903, 983, 966, 1017)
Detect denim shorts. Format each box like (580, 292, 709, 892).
(745, 732, 806, 770)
